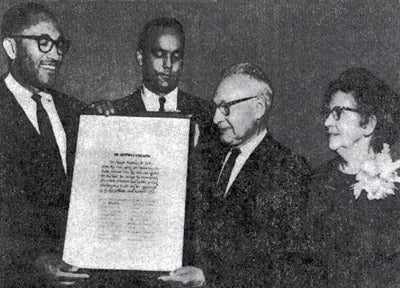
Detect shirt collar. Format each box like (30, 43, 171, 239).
(142, 85, 178, 111)
(5, 73, 53, 102)
(235, 129, 268, 158)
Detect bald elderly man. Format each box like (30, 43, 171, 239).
(160, 63, 311, 287)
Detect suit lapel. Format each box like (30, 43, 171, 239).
(0, 80, 41, 140)
(0, 79, 67, 203)
(115, 89, 147, 115)
(52, 92, 73, 176)
(131, 89, 147, 112)
(225, 135, 275, 201)
(177, 89, 196, 114)
(177, 89, 186, 113)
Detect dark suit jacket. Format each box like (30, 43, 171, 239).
(188, 134, 311, 287)
(0, 77, 85, 286)
(112, 88, 216, 145)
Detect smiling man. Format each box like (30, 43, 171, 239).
(0, 2, 88, 286)
(160, 63, 312, 287)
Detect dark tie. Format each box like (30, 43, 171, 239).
(32, 94, 60, 154)
(31, 94, 66, 204)
(159, 96, 166, 112)
(216, 148, 241, 197)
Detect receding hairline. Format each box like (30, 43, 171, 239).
(137, 18, 185, 52)
(25, 13, 59, 30)
(216, 73, 272, 101)
(138, 25, 184, 52)
(2, 11, 61, 40)
(222, 73, 273, 96)
(1, 2, 61, 39)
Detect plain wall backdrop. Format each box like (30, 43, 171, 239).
(1, 0, 400, 167)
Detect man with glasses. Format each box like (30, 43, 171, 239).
(0, 2, 88, 286)
(160, 63, 311, 287)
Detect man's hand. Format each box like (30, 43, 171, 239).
(36, 254, 89, 286)
(89, 100, 115, 116)
(158, 266, 205, 287)
(194, 123, 200, 147)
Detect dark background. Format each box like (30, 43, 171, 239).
(1, 0, 399, 167)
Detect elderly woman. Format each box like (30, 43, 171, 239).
(308, 68, 400, 287)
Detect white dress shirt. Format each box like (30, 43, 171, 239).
(219, 129, 268, 196)
(5, 73, 67, 173)
(140, 85, 202, 146)
(141, 85, 179, 112)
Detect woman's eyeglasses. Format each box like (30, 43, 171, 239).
(323, 106, 360, 121)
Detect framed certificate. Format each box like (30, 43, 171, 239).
(63, 114, 190, 271)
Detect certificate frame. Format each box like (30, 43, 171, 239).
(63, 114, 191, 271)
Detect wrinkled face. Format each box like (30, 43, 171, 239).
(324, 91, 366, 153)
(137, 27, 183, 95)
(213, 74, 264, 147)
(11, 19, 63, 91)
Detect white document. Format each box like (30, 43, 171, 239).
(63, 115, 190, 271)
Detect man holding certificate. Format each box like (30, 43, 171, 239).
(0, 2, 88, 286)
(160, 63, 311, 287)
(59, 16, 215, 288)
(92, 17, 215, 147)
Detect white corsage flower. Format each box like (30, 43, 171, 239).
(353, 144, 400, 200)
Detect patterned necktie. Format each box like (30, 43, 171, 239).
(216, 148, 241, 197)
(159, 96, 166, 112)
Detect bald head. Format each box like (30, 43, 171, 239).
(221, 62, 273, 110)
(213, 64, 272, 147)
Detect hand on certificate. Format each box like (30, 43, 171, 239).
(89, 100, 115, 116)
(158, 266, 205, 287)
(36, 254, 89, 286)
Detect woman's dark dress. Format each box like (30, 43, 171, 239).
(309, 157, 400, 287)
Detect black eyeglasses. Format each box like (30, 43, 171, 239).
(323, 106, 360, 121)
(215, 96, 258, 116)
(9, 34, 70, 55)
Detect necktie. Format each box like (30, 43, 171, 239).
(216, 148, 241, 197)
(32, 94, 66, 203)
(159, 96, 166, 112)
(32, 94, 60, 153)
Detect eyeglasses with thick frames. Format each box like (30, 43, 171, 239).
(215, 96, 258, 116)
(324, 106, 360, 121)
(9, 34, 70, 55)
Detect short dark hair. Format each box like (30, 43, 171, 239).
(324, 67, 400, 152)
(1, 2, 58, 40)
(221, 62, 274, 109)
(137, 17, 185, 52)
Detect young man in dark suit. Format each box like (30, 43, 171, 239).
(0, 3, 88, 286)
(85, 17, 216, 288)
(160, 63, 311, 287)
(94, 17, 214, 147)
